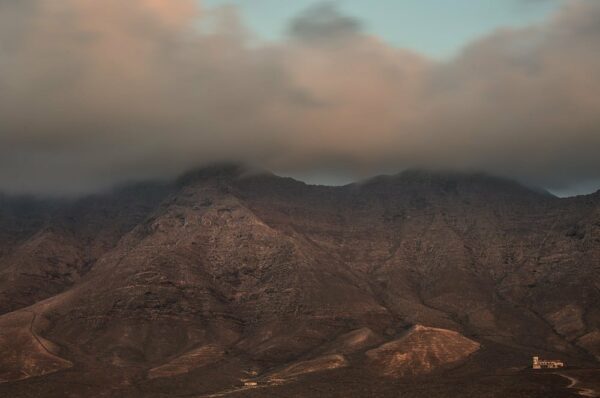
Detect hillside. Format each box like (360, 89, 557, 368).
(0, 164, 598, 397)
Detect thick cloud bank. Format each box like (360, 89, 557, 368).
(0, 0, 599, 194)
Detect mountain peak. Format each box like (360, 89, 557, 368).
(353, 168, 551, 200)
(175, 163, 273, 187)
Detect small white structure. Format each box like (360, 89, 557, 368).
(533, 356, 565, 369)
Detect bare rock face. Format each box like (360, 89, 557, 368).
(0, 165, 598, 397)
(0, 183, 171, 315)
(366, 325, 480, 376)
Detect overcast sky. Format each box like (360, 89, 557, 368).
(0, 0, 599, 196)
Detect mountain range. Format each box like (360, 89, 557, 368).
(0, 164, 598, 397)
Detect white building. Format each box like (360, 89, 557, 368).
(532, 356, 565, 369)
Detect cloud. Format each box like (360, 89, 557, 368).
(288, 2, 362, 42)
(0, 0, 598, 195)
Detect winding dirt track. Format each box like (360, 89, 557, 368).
(24, 310, 73, 365)
(195, 384, 267, 398)
(557, 373, 599, 397)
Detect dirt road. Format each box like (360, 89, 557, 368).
(557, 373, 598, 397)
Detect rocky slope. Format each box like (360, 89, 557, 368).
(0, 164, 598, 397)
(365, 325, 480, 377)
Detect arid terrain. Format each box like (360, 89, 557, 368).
(0, 164, 598, 397)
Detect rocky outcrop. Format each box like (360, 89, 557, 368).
(366, 325, 480, 376)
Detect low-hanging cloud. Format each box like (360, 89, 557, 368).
(0, 0, 599, 195)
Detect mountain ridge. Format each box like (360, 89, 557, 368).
(0, 164, 598, 397)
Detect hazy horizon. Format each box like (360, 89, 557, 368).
(1, 0, 599, 196)
(1, 162, 596, 199)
